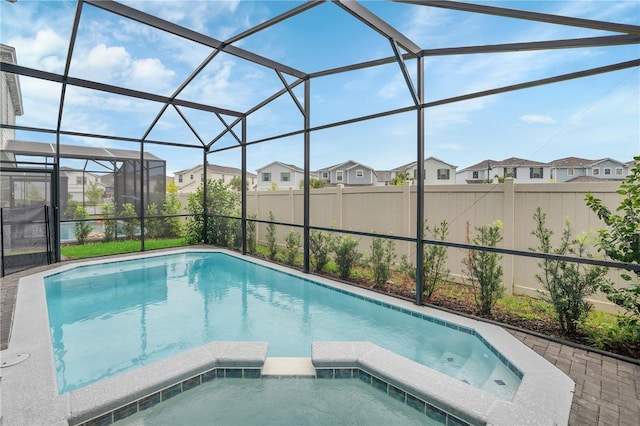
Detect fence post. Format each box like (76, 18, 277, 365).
(289, 187, 295, 223)
(336, 184, 344, 229)
(403, 181, 412, 257)
(503, 178, 515, 295)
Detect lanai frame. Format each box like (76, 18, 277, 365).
(1, 0, 639, 304)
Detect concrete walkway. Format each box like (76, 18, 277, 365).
(2, 262, 639, 426)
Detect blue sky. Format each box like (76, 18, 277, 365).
(2, 0, 639, 175)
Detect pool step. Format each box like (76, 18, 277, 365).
(262, 357, 316, 377)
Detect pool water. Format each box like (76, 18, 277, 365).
(45, 251, 520, 397)
(116, 378, 438, 426)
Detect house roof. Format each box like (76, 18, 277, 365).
(492, 157, 547, 167)
(459, 159, 498, 172)
(548, 157, 594, 167)
(589, 157, 625, 167)
(6, 140, 163, 161)
(174, 163, 256, 177)
(391, 156, 456, 172)
(318, 160, 375, 172)
(256, 161, 303, 173)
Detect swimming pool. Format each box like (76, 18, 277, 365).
(44, 251, 519, 397)
(1, 248, 575, 426)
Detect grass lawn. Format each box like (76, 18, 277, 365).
(61, 238, 189, 259)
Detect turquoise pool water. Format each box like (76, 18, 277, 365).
(44, 251, 520, 397)
(117, 378, 438, 426)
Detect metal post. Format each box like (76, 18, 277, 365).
(415, 57, 425, 306)
(303, 79, 311, 273)
(202, 149, 208, 244)
(140, 143, 145, 251)
(241, 117, 247, 254)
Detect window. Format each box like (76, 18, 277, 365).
(190, 174, 194, 180)
(178, 175, 183, 183)
(355, 169, 364, 178)
(472, 171, 479, 179)
(592, 168, 600, 176)
(615, 167, 623, 176)
(604, 168, 611, 176)
(262, 172, 271, 182)
(76, 176, 82, 185)
(336, 170, 344, 182)
(437, 169, 450, 180)
(200, 173, 204, 182)
(281, 172, 291, 182)
(529, 167, 543, 179)
(321, 171, 329, 179)
(503, 167, 517, 178)
(567, 168, 574, 176)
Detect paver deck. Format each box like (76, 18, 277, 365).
(2, 255, 639, 426)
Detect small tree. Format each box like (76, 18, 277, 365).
(390, 171, 413, 186)
(422, 220, 450, 300)
(299, 178, 327, 189)
(462, 221, 504, 317)
(86, 180, 104, 206)
(145, 203, 162, 239)
(101, 201, 118, 242)
(369, 236, 396, 287)
(399, 221, 450, 300)
(184, 179, 239, 245)
(333, 235, 362, 280)
(531, 207, 608, 335)
(309, 230, 334, 272)
(162, 181, 182, 238)
(284, 230, 302, 265)
(266, 211, 278, 259)
(120, 203, 139, 240)
(228, 176, 244, 192)
(586, 155, 640, 322)
(73, 205, 93, 244)
(247, 213, 257, 254)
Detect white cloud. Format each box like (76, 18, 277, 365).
(520, 114, 556, 124)
(8, 28, 67, 71)
(130, 58, 175, 88)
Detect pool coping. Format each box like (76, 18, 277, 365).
(0, 248, 574, 425)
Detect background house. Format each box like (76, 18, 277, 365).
(60, 167, 105, 203)
(393, 157, 457, 185)
(256, 161, 305, 190)
(458, 158, 550, 183)
(174, 163, 257, 194)
(456, 159, 497, 184)
(316, 160, 381, 186)
(1, 44, 22, 163)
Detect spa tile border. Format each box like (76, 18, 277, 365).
(315, 367, 471, 426)
(77, 367, 261, 426)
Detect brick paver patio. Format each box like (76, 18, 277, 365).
(2, 261, 639, 426)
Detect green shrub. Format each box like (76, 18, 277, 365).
(73, 205, 93, 244)
(309, 230, 334, 272)
(531, 207, 608, 335)
(161, 188, 182, 238)
(284, 230, 301, 265)
(369, 236, 396, 286)
(422, 220, 450, 300)
(333, 235, 362, 280)
(247, 213, 257, 254)
(120, 203, 139, 240)
(586, 155, 640, 323)
(145, 203, 162, 239)
(101, 201, 118, 242)
(462, 221, 504, 317)
(266, 211, 277, 259)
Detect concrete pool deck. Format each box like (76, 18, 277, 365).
(1, 247, 639, 425)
